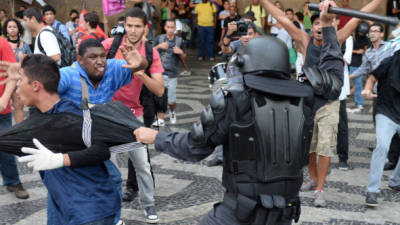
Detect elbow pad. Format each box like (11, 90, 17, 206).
(303, 66, 343, 101)
(190, 88, 227, 145)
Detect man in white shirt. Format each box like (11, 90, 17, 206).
(23, 7, 61, 64)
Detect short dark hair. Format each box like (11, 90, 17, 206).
(371, 23, 384, 32)
(0, 9, 7, 14)
(23, 7, 42, 23)
(117, 16, 126, 23)
(21, 54, 60, 94)
(78, 38, 104, 56)
(70, 9, 79, 16)
(311, 12, 320, 24)
(72, 16, 79, 23)
(125, 7, 148, 25)
(285, 8, 294, 14)
(84, 12, 100, 29)
(165, 19, 175, 25)
(3, 18, 24, 37)
(42, 5, 56, 15)
(295, 11, 304, 21)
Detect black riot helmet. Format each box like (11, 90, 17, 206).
(235, 36, 291, 79)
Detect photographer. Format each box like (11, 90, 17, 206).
(221, 20, 257, 55)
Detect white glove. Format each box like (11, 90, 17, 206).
(18, 139, 64, 171)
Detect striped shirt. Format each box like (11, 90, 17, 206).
(58, 59, 132, 107)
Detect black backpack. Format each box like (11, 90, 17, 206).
(38, 27, 76, 67)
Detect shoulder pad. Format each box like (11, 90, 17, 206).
(200, 105, 214, 127)
(190, 121, 205, 144)
(209, 88, 226, 113)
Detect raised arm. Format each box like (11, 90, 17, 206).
(261, 0, 309, 49)
(337, 0, 383, 45)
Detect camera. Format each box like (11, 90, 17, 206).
(230, 21, 249, 37)
(111, 23, 125, 36)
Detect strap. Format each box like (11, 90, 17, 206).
(90, 32, 104, 42)
(80, 75, 95, 108)
(37, 29, 53, 55)
(55, 22, 61, 31)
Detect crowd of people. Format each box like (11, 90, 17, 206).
(0, 0, 399, 224)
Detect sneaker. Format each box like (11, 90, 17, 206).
(152, 119, 165, 127)
(7, 183, 29, 199)
(384, 162, 397, 171)
(169, 111, 176, 124)
(389, 185, 400, 191)
(122, 187, 138, 202)
(338, 161, 352, 171)
(180, 70, 191, 76)
(144, 206, 160, 223)
(116, 220, 125, 225)
(349, 105, 364, 113)
(301, 180, 317, 192)
(197, 57, 204, 61)
(313, 190, 327, 207)
(365, 192, 378, 207)
(209, 57, 215, 62)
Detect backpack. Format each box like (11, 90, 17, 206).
(159, 34, 183, 48)
(38, 27, 76, 68)
(140, 42, 157, 127)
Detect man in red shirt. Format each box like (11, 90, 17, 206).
(0, 37, 29, 199)
(102, 8, 164, 223)
(78, 12, 107, 46)
(338, 0, 352, 30)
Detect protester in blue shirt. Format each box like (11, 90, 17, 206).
(56, 38, 148, 225)
(0, 54, 121, 225)
(42, 5, 71, 41)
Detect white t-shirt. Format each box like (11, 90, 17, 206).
(175, 19, 183, 34)
(268, 14, 279, 34)
(339, 36, 353, 100)
(34, 26, 61, 63)
(276, 28, 292, 50)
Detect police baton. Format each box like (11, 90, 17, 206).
(308, 3, 399, 26)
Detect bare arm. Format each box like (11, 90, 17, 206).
(50, 54, 61, 63)
(261, 0, 309, 50)
(261, 16, 266, 30)
(337, 0, 383, 45)
(137, 72, 164, 97)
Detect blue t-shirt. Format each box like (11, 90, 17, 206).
(40, 99, 120, 225)
(59, 60, 132, 107)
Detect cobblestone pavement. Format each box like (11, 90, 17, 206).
(1, 52, 400, 225)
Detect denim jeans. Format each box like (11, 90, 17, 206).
(366, 114, 400, 193)
(82, 215, 115, 225)
(104, 160, 123, 224)
(198, 26, 215, 58)
(47, 160, 122, 225)
(0, 113, 21, 186)
(127, 116, 155, 208)
(349, 66, 364, 107)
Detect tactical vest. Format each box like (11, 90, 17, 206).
(221, 90, 313, 223)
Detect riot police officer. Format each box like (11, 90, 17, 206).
(134, 3, 343, 223)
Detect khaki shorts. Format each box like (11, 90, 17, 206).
(309, 100, 340, 157)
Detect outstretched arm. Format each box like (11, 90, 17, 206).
(337, 0, 383, 45)
(261, 0, 310, 50)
